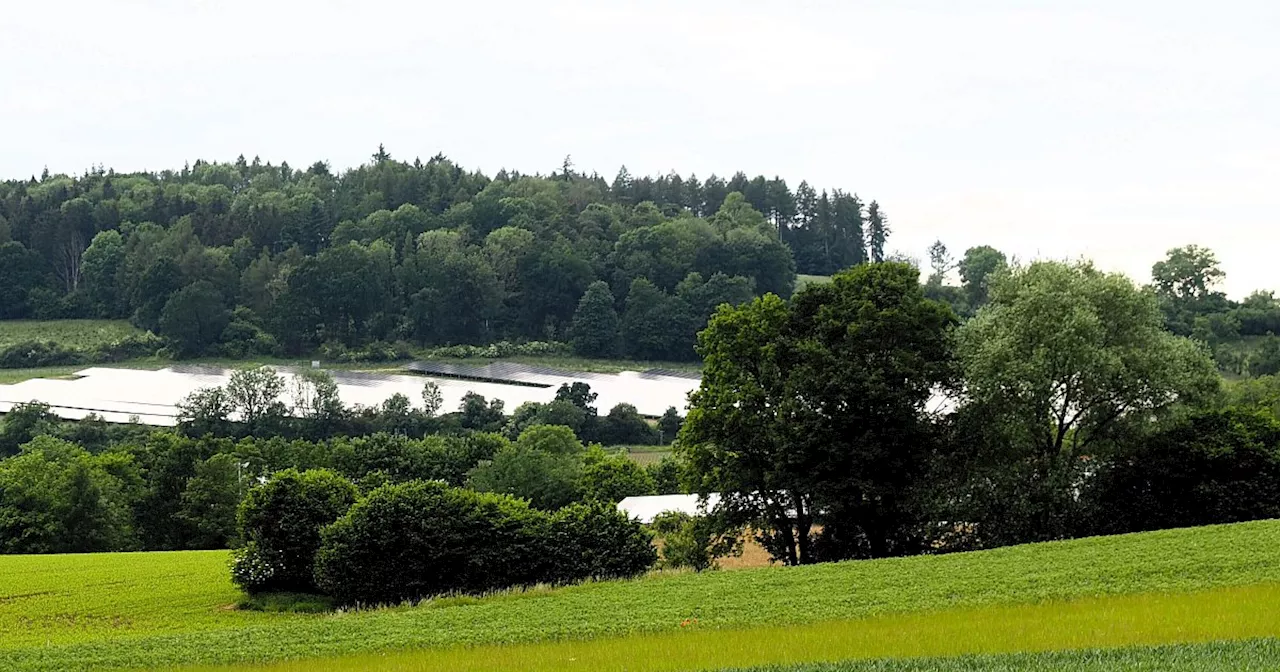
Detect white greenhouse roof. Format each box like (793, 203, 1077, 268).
(617, 493, 721, 524)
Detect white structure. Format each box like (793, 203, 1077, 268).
(617, 493, 721, 524)
(0, 364, 700, 427)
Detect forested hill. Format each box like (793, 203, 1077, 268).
(0, 150, 887, 361)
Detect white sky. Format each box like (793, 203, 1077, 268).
(2, 0, 1277, 297)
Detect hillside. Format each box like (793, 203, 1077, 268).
(2, 520, 1280, 671)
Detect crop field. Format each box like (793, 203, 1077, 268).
(795, 274, 833, 292)
(0, 320, 142, 350)
(620, 445, 674, 465)
(1, 521, 1280, 671)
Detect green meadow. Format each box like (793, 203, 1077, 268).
(1, 520, 1279, 671)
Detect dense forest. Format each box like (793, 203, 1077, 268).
(0, 150, 886, 361)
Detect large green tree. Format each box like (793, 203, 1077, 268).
(159, 281, 230, 357)
(953, 261, 1218, 544)
(570, 280, 620, 357)
(679, 262, 956, 565)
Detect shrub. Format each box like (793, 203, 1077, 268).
(651, 511, 741, 571)
(579, 446, 656, 503)
(1086, 409, 1280, 535)
(0, 340, 84, 368)
(233, 468, 358, 594)
(597, 403, 660, 446)
(313, 481, 548, 605)
(544, 501, 656, 585)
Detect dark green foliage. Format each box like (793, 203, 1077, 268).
(958, 245, 1007, 312)
(542, 500, 656, 585)
(681, 262, 957, 564)
(178, 453, 247, 549)
(314, 481, 549, 605)
(314, 481, 654, 606)
(1087, 409, 1280, 534)
(0, 402, 59, 457)
(646, 455, 687, 494)
(0, 158, 882, 363)
(596, 403, 660, 446)
(657, 407, 684, 443)
(570, 282, 620, 358)
(458, 392, 505, 432)
(159, 281, 230, 356)
(1248, 335, 1280, 377)
(232, 469, 358, 594)
(0, 242, 43, 319)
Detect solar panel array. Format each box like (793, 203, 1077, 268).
(0, 363, 702, 427)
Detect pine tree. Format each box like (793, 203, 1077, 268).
(570, 281, 620, 358)
(866, 201, 889, 263)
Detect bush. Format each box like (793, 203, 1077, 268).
(313, 481, 549, 605)
(579, 446, 656, 503)
(650, 511, 740, 571)
(597, 403, 660, 446)
(233, 469, 359, 594)
(1086, 409, 1280, 535)
(0, 333, 162, 369)
(419, 340, 569, 360)
(0, 340, 84, 368)
(543, 501, 656, 585)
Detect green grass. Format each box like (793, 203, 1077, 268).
(0, 320, 142, 350)
(738, 639, 1280, 671)
(2, 521, 1280, 671)
(196, 583, 1280, 671)
(795, 274, 833, 292)
(620, 445, 673, 465)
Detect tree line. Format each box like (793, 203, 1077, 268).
(0, 396, 681, 555)
(0, 151, 889, 361)
(680, 257, 1280, 565)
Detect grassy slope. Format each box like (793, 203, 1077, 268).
(738, 639, 1280, 672)
(0, 319, 141, 350)
(1, 521, 1280, 670)
(202, 584, 1280, 671)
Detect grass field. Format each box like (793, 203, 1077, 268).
(0, 319, 142, 350)
(740, 640, 1280, 672)
(795, 274, 833, 292)
(619, 445, 674, 465)
(203, 584, 1280, 671)
(2, 521, 1280, 671)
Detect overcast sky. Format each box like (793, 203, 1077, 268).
(3, 0, 1276, 296)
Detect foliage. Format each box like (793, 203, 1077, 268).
(958, 245, 1007, 312)
(569, 280, 619, 358)
(542, 500, 656, 585)
(953, 261, 1219, 545)
(178, 453, 248, 550)
(1086, 409, 1280, 534)
(0, 158, 883, 362)
(314, 481, 550, 605)
(467, 427, 583, 510)
(657, 406, 683, 443)
(578, 446, 656, 503)
(232, 468, 358, 594)
(159, 281, 229, 356)
(650, 510, 742, 571)
(681, 262, 956, 564)
(0, 436, 138, 553)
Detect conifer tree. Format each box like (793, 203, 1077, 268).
(570, 281, 620, 358)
